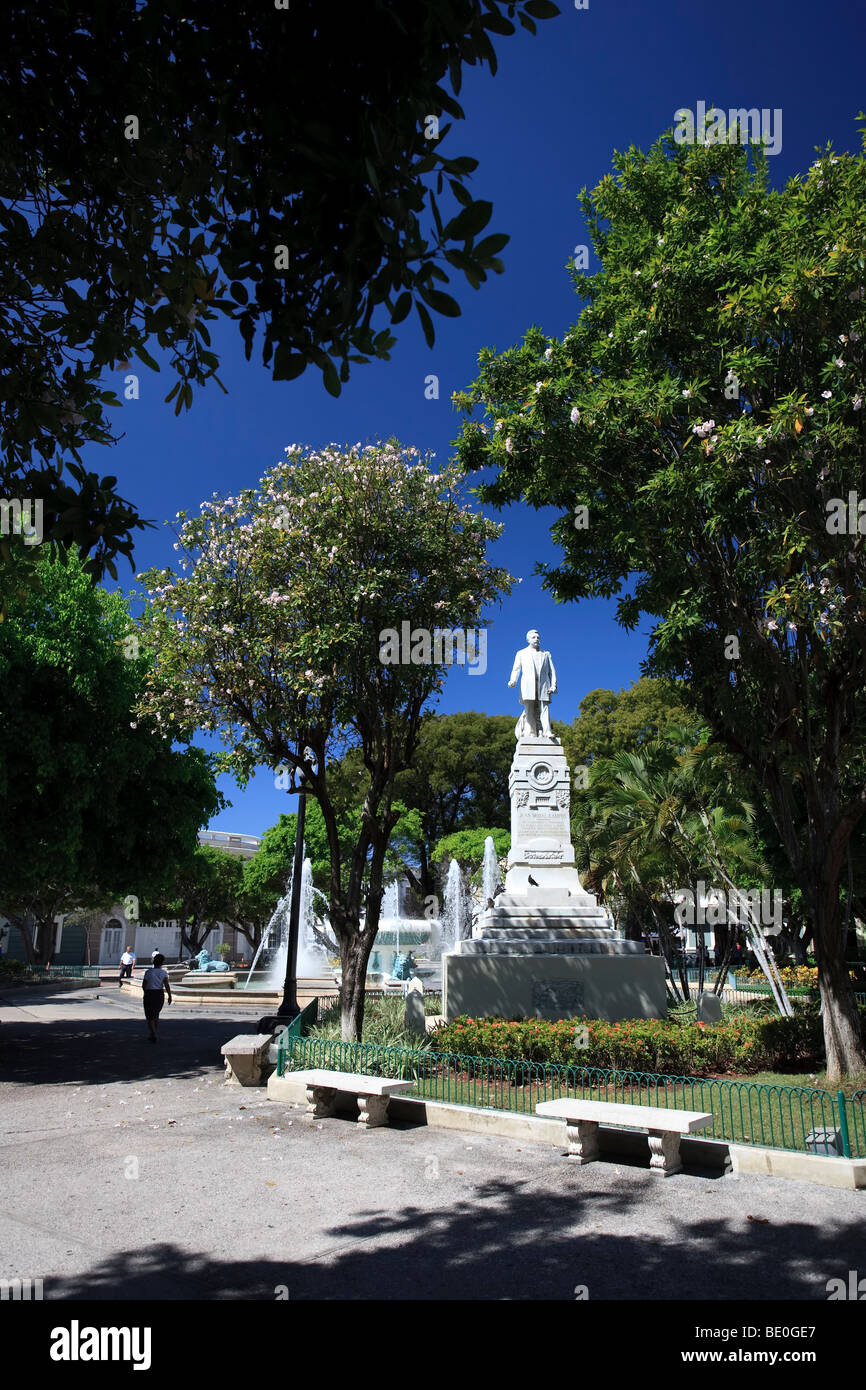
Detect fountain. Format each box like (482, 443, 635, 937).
(369, 878, 438, 980)
(175, 862, 438, 1001)
(481, 835, 501, 908)
(243, 892, 288, 990)
(295, 858, 333, 978)
(440, 858, 471, 952)
(242, 856, 333, 990)
(381, 880, 402, 955)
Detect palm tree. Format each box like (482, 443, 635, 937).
(578, 737, 793, 1014)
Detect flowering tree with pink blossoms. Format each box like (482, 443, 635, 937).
(137, 440, 512, 1039)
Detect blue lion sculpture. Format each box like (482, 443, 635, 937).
(193, 948, 230, 973)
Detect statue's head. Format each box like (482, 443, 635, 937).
(526, 629, 540, 647)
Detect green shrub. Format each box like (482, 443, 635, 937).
(429, 1009, 863, 1078)
(308, 994, 434, 1049)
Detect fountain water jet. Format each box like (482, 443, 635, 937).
(243, 856, 331, 991)
(481, 835, 500, 907)
(441, 859, 471, 952)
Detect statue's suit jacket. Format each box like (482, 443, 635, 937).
(510, 647, 556, 702)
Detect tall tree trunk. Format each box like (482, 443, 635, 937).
(180, 921, 211, 959)
(333, 885, 378, 1043)
(339, 935, 371, 1042)
(623, 902, 644, 943)
(812, 883, 865, 1081)
(763, 769, 866, 1075)
(404, 842, 436, 904)
(15, 911, 56, 968)
(8, 913, 36, 966)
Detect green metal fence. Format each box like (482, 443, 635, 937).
(5, 965, 101, 981)
(288, 997, 319, 1038)
(277, 1033, 866, 1158)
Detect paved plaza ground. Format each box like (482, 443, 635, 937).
(0, 984, 863, 1302)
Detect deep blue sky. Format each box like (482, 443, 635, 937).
(96, 0, 866, 837)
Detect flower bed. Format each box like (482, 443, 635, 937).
(429, 1011, 859, 1078)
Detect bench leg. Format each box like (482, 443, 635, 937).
(306, 1085, 337, 1118)
(566, 1119, 600, 1164)
(648, 1129, 682, 1176)
(357, 1095, 390, 1128)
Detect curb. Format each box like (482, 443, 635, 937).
(266, 1072, 866, 1188)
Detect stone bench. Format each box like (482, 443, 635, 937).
(221, 1033, 275, 1086)
(290, 1068, 415, 1128)
(536, 1098, 713, 1176)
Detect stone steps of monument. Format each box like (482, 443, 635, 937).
(495, 891, 598, 908)
(455, 940, 645, 957)
(475, 927, 618, 941)
(487, 903, 607, 917)
(481, 913, 613, 930)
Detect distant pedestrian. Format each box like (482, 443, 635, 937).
(142, 953, 172, 1043)
(119, 947, 135, 985)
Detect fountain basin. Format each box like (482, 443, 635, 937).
(177, 971, 238, 989)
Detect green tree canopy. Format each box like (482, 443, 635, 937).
(0, 548, 222, 963)
(137, 439, 513, 1038)
(393, 711, 514, 896)
(432, 826, 510, 894)
(454, 118, 866, 1075)
(0, 0, 559, 585)
(581, 737, 791, 1010)
(142, 845, 242, 959)
(562, 677, 704, 769)
(246, 798, 423, 921)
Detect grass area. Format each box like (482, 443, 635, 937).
(306, 993, 441, 1049)
(402, 1070, 865, 1154)
(735, 1069, 866, 1098)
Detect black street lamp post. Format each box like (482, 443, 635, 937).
(258, 759, 308, 1034)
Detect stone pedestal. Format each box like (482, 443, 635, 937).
(443, 735, 666, 1022)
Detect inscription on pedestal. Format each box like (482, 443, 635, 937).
(532, 980, 586, 1015)
(516, 810, 570, 840)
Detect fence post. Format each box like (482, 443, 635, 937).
(837, 1089, 852, 1158)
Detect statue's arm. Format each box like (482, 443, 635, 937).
(508, 651, 521, 688)
(548, 653, 557, 695)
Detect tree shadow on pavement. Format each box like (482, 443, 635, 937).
(0, 1008, 252, 1086)
(47, 1177, 862, 1301)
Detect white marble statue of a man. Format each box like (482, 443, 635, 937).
(508, 629, 557, 740)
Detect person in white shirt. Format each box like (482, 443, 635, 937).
(141, 953, 173, 1042)
(119, 947, 135, 985)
